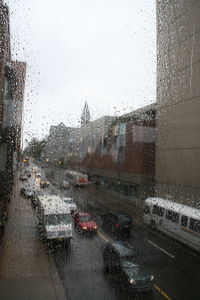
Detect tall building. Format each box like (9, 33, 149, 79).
(0, 1, 26, 206)
(156, 0, 200, 207)
(81, 101, 90, 127)
(44, 122, 79, 163)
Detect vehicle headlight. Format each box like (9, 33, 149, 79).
(150, 275, 154, 281)
(94, 225, 97, 229)
(128, 279, 136, 284)
(82, 226, 87, 230)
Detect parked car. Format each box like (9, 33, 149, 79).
(32, 190, 44, 209)
(20, 187, 35, 199)
(63, 197, 77, 214)
(20, 187, 26, 196)
(20, 174, 28, 181)
(101, 211, 133, 236)
(0, 211, 8, 235)
(61, 180, 70, 189)
(74, 212, 97, 233)
(103, 241, 154, 292)
(40, 181, 49, 188)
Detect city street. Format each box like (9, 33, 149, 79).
(1, 1, 199, 299)
(40, 166, 200, 300)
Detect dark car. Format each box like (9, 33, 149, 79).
(101, 211, 133, 235)
(31, 190, 44, 209)
(74, 212, 98, 233)
(20, 187, 26, 196)
(103, 241, 154, 292)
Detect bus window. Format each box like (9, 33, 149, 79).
(153, 205, 159, 215)
(158, 207, 164, 217)
(143, 205, 150, 214)
(189, 219, 200, 233)
(166, 210, 179, 223)
(181, 215, 188, 227)
(152, 205, 164, 216)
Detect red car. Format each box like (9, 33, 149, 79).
(74, 212, 97, 233)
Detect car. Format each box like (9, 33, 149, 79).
(101, 211, 133, 236)
(74, 212, 97, 233)
(20, 174, 28, 181)
(36, 172, 41, 178)
(31, 190, 44, 209)
(40, 181, 49, 188)
(23, 188, 35, 199)
(20, 187, 26, 196)
(61, 180, 70, 189)
(103, 241, 154, 293)
(63, 197, 77, 214)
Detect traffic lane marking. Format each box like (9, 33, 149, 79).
(146, 239, 175, 259)
(97, 230, 110, 242)
(98, 231, 174, 300)
(154, 284, 173, 300)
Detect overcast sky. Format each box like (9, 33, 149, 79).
(5, 0, 156, 144)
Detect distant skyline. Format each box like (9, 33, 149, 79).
(5, 0, 156, 145)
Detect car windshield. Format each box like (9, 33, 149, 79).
(80, 215, 92, 222)
(45, 214, 70, 226)
(2, 1, 199, 299)
(118, 215, 131, 223)
(64, 199, 73, 204)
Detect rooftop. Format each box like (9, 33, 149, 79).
(38, 195, 71, 215)
(111, 241, 135, 257)
(146, 197, 200, 219)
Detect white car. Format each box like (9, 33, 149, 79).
(20, 174, 28, 181)
(62, 180, 70, 189)
(63, 197, 77, 214)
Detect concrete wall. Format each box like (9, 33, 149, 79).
(156, 0, 200, 207)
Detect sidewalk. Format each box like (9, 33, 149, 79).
(0, 176, 65, 300)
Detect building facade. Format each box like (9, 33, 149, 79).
(0, 1, 26, 208)
(156, 0, 200, 207)
(81, 104, 156, 199)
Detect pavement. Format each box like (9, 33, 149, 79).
(0, 173, 65, 300)
(87, 185, 143, 223)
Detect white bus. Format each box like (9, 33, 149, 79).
(66, 170, 89, 187)
(143, 197, 200, 252)
(37, 195, 73, 243)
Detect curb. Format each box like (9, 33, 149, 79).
(47, 251, 67, 300)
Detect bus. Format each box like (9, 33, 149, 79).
(66, 170, 89, 188)
(36, 195, 72, 244)
(143, 197, 200, 252)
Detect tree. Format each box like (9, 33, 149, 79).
(24, 138, 47, 159)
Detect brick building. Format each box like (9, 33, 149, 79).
(81, 103, 156, 199)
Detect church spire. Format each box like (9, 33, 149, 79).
(81, 101, 90, 127)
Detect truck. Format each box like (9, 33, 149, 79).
(36, 195, 72, 244)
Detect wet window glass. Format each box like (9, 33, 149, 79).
(1, 0, 200, 299)
(166, 210, 180, 224)
(189, 219, 200, 233)
(181, 215, 188, 227)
